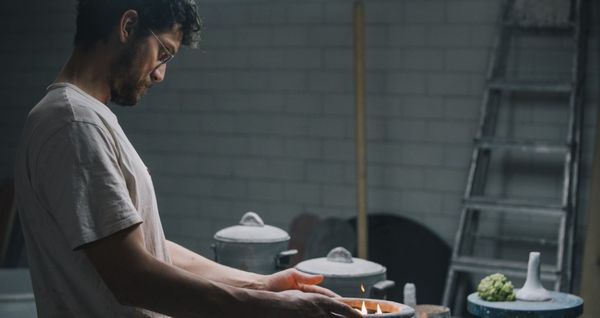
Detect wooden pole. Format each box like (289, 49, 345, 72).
(581, 104, 600, 317)
(353, 0, 368, 260)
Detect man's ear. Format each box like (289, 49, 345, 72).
(119, 9, 139, 43)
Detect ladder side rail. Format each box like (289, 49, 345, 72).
(564, 0, 589, 292)
(442, 0, 515, 308)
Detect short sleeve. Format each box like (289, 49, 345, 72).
(34, 121, 142, 249)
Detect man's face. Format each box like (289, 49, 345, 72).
(110, 27, 182, 107)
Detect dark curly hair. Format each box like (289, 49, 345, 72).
(74, 0, 202, 49)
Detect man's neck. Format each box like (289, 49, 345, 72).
(55, 46, 113, 104)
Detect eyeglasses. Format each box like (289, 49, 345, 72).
(149, 29, 175, 67)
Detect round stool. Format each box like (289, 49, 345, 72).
(467, 291, 583, 318)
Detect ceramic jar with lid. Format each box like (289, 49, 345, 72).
(212, 212, 297, 274)
(295, 247, 395, 299)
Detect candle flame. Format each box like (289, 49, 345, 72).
(376, 304, 383, 314)
(353, 301, 368, 315)
(360, 284, 365, 293)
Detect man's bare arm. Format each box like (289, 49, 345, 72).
(167, 240, 341, 297)
(84, 225, 360, 318)
(167, 240, 267, 290)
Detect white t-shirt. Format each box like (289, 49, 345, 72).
(15, 83, 171, 317)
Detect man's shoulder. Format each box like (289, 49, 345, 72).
(28, 84, 107, 127)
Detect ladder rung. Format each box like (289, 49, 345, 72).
(464, 196, 566, 217)
(503, 21, 575, 34)
(488, 79, 573, 94)
(472, 233, 559, 247)
(476, 138, 569, 154)
(451, 256, 560, 281)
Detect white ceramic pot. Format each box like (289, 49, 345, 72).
(212, 212, 297, 274)
(295, 247, 395, 299)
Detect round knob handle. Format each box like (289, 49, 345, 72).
(326, 247, 354, 263)
(239, 211, 264, 227)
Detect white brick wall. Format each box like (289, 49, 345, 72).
(1, 0, 598, 292)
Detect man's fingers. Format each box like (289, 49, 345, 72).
(294, 271, 324, 285)
(326, 300, 362, 318)
(300, 284, 341, 298)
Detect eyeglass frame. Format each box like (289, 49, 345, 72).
(149, 29, 175, 67)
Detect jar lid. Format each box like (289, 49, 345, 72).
(295, 247, 386, 278)
(214, 212, 290, 243)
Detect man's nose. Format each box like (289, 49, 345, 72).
(151, 64, 166, 83)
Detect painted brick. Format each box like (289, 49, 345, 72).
(272, 26, 310, 47)
(401, 190, 443, 214)
(387, 119, 430, 142)
(212, 136, 251, 155)
(369, 188, 404, 212)
(429, 25, 472, 47)
(200, 114, 236, 133)
(444, 97, 480, 120)
(284, 182, 321, 204)
(405, 0, 445, 23)
(427, 120, 475, 144)
(247, 180, 285, 201)
(249, 136, 286, 157)
(308, 117, 348, 138)
(367, 48, 403, 71)
(235, 27, 272, 47)
(215, 93, 283, 112)
(284, 49, 323, 69)
(269, 71, 308, 91)
(286, 3, 324, 24)
(308, 71, 353, 92)
(424, 168, 466, 192)
(400, 144, 444, 166)
(445, 49, 488, 72)
(364, 2, 405, 24)
(404, 48, 445, 71)
(368, 118, 387, 141)
(308, 26, 352, 47)
(324, 49, 352, 70)
(234, 158, 271, 178)
(445, 0, 498, 24)
(324, 2, 352, 24)
(366, 25, 389, 48)
(427, 73, 473, 96)
(234, 70, 272, 90)
(403, 96, 444, 119)
(248, 49, 286, 69)
(322, 94, 354, 116)
(284, 138, 322, 159)
(250, 3, 287, 24)
(322, 185, 356, 208)
(367, 95, 403, 117)
(271, 116, 310, 136)
(306, 161, 345, 183)
(181, 93, 216, 112)
(212, 179, 248, 199)
(323, 139, 354, 161)
(387, 72, 428, 94)
(284, 93, 322, 114)
(384, 166, 426, 189)
(388, 25, 429, 47)
(268, 160, 304, 181)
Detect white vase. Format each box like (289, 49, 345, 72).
(516, 252, 551, 301)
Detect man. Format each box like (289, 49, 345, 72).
(14, 1, 361, 317)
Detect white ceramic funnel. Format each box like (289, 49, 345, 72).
(516, 252, 551, 301)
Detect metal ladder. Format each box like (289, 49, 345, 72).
(442, 0, 589, 312)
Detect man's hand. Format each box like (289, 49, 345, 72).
(261, 268, 340, 298)
(278, 290, 362, 318)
